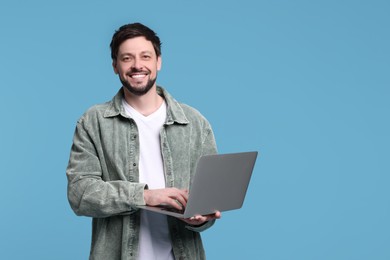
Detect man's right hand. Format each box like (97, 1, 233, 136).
(143, 188, 188, 210)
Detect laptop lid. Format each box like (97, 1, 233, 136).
(137, 151, 258, 218)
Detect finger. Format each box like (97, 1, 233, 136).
(191, 215, 207, 222)
(213, 211, 222, 219)
(169, 190, 188, 208)
(199, 212, 221, 221)
(175, 194, 187, 208)
(169, 198, 184, 210)
(177, 188, 189, 201)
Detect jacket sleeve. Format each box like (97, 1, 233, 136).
(66, 119, 146, 218)
(186, 121, 218, 232)
(201, 123, 218, 156)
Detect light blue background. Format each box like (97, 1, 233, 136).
(1, 0, 389, 259)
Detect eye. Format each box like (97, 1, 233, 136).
(122, 55, 132, 62)
(142, 55, 151, 60)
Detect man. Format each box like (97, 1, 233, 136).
(66, 22, 221, 260)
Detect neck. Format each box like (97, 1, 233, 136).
(123, 86, 164, 116)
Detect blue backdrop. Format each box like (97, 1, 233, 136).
(1, 1, 389, 259)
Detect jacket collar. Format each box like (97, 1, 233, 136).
(104, 86, 189, 125)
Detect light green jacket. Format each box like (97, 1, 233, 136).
(66, 86, 218, 260)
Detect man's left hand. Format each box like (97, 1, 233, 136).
(181, 211, 221, 226)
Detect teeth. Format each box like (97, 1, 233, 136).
(131, 74, 146, 78)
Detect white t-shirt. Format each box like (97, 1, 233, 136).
(123, 99, 174, 260)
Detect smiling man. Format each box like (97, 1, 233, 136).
(66, 23, 220, 260)
(115, 36, 161, 97)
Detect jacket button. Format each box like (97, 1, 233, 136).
(133, 163, 137, 167)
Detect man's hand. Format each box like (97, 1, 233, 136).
(181, 211, 222, 226)
(144, 188, 188, 210)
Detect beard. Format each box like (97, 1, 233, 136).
(120, 73, 157, 96)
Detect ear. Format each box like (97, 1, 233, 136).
(112, 60, 118, 74)
(157, 56, 162, 71)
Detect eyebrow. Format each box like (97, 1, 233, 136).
(119, 51, 154, 57)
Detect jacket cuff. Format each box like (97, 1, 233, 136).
(132, 183, 148, 206)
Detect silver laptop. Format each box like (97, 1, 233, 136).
(137, 151, 258, 218)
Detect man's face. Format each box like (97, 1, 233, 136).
(113, 36, 162, 96)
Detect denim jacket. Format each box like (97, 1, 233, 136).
(66, 86, 218, 260)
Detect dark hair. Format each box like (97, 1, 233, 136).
(110, 23, 162, 61)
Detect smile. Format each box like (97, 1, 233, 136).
(130, 74, 147, 79)
(128, 71, 149, 79)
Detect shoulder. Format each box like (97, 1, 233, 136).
(178, 102, 214, 132)
(77, 101, 113, 125)
(160, 86, 210, 127)
(179, 103, 208, 122)
(77, 88, 124, 125)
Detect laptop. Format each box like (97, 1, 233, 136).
(137, 151, 258, 218)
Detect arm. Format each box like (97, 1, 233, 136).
(66, 120, 146, 218)
(184, 123, 221, 232)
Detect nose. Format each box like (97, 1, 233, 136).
(132, 57, 143, 70)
